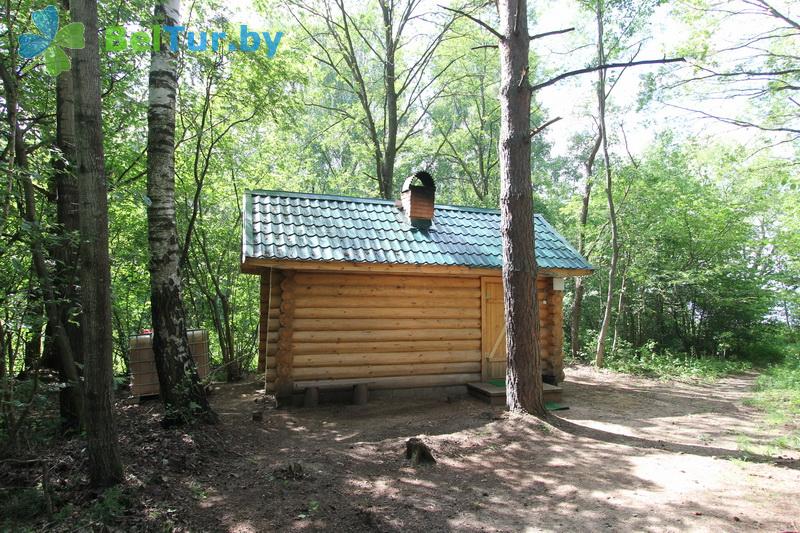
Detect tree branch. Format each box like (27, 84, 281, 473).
(531, 57, 685, 92)
(530, 27, 574, 40)
(529, 116, 561, 137)
(664, 102, 800, 134)
(747, 0, 800, 30)
(441, 5, 505, 41)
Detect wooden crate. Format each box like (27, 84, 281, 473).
(129, 329, 210, 398)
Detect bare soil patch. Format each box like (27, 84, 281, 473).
(3, 365, 798, 532)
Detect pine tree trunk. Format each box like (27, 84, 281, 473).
(497, 0, 545, 416)
(147, 0, 215, 423)
(70, 0, 123, 487)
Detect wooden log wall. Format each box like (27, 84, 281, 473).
(265, 271, 482, 390)
(537, 277, 565, 381)
(275, 271, 296, 397)
(257, 270, 282, 373)
(261, 269, 566, 389)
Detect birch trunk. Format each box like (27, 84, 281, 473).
(147, 0, 215, 423)
(497, 0, 545, 416)
(70, 0, 123, 487)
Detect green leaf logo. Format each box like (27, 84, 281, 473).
(17, 5, 85, 77)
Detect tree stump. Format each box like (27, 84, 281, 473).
(405, 437, 436, 465)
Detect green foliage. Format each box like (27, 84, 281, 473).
(565, 134, 796, 366)
(0, 487, 49, 525)
(749, 344, 800, 449)
(0, 0, 798, 431)
(87, 487, 128, 523)
(51, 487, 130, 528)
(603, 340, 751, 381)
(1, 378, 61, 452)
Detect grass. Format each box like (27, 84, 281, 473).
(601, 341, 752, 381)
(745, 344, 800, 452)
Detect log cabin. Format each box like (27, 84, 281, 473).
(241, 172, 592, 405)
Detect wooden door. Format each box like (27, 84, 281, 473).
(481, 277, 506, 381)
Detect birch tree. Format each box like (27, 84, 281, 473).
(146, 0, 215, 423)
(665, 0, 800, 143)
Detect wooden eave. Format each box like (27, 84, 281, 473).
(240, 257, 593, 278)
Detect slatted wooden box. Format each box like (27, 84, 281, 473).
(129, 329, 210, 398)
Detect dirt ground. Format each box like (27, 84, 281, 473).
(7, 365, 798, 532)
(168, 366, 798, 532)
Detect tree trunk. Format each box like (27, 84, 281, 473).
(52, 59, 83, 430)
(219, 295, 241, 381)
(593, 0, 619, 368)
(70, 0, 124, 487)
(379, 0, 397, 199)
(611, 266, 628, 355)
(570, 135, 601, 360)
(0, 321, 6, 380)
(1, 41, 85, 430)
(147, 0, 215, 423)
(22, 304, 41, 378)
(497, 0, 545, 416)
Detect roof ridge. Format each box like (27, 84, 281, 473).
(246, 189, 517, 215)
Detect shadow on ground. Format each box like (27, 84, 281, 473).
(176, 367, 798, 532)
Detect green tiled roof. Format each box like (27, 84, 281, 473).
(242, 190, 593, 272)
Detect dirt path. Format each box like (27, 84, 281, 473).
(165, 366, 798, 532)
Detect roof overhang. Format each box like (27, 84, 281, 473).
(241, 257, 593, 278)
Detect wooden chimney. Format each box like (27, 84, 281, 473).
(401, 171, 436, 228)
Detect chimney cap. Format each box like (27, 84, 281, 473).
(401, 171, 435, 192)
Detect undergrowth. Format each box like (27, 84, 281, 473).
(745, 343, 800, 451)
(594, 340, 752, 381)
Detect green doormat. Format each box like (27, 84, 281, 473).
(488, 379, 505, 388)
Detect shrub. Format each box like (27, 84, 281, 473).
(603, 339, 751, 381)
